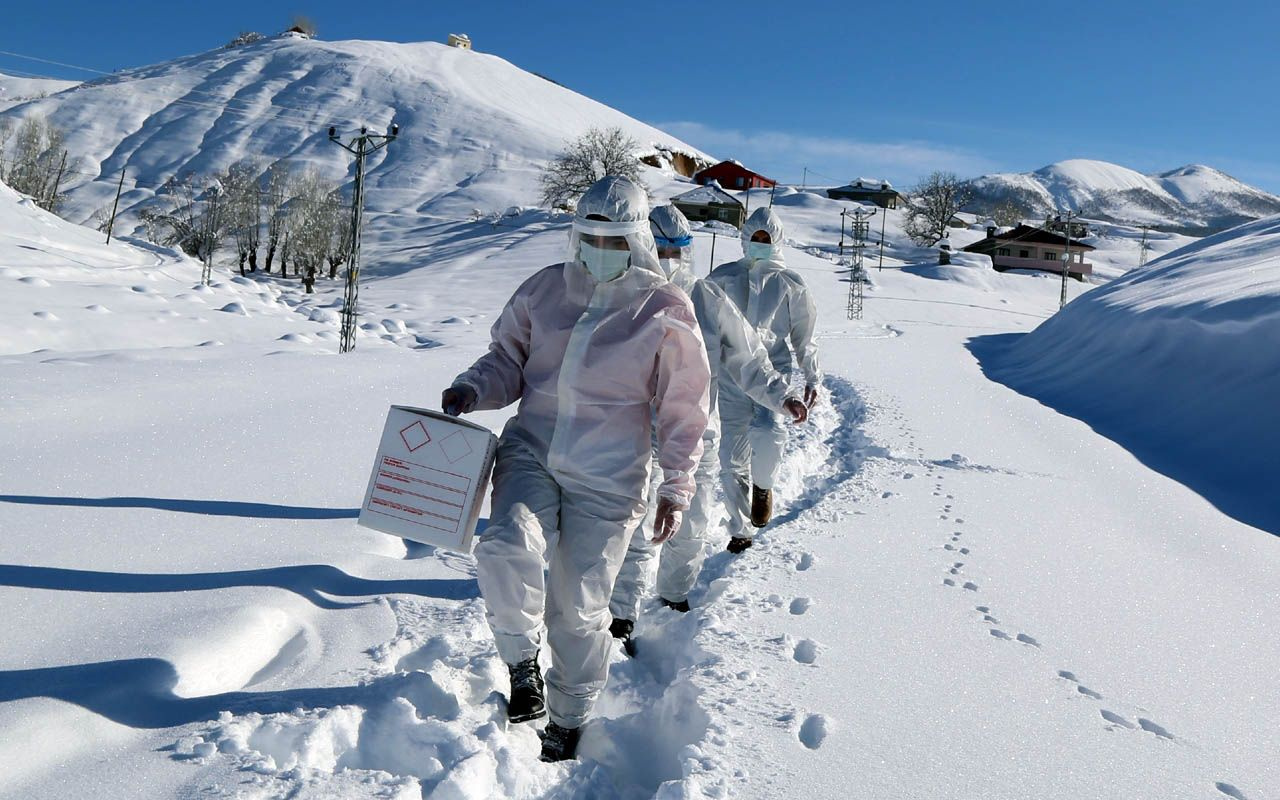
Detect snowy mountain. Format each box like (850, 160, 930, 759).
(0, 34, 710, 232)
(965, 159, 1280, 232)
(975, 213, 1280, 534)
(0, 71, 78, 112)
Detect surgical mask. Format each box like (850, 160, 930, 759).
(746, 241, 775, 262)
(579, 240, 631, 282)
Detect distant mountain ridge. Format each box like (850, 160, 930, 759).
(964, 159, 1280, 233)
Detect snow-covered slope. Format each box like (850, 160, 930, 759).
(967, 159, 1280, 231)
(0, 71, 78, 112)
(974, 213, 1280, 534)
(0, 34, 710, 231)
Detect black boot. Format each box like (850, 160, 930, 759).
(750, 485, 773, 527)
(726, 536, 754, 554)
(660, 597, 691, 613)
(539, 721, 581, 762)
(610, 617, 637, 657)
(506, 657, 545, 723)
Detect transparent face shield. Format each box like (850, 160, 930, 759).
(653, 233, 694, 279)
(566, 216, 663, 282)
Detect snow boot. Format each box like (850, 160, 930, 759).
(539, 722, 581, 762)
(506, 657, 546, 723)
(610, 617, 637, 657)
(726, 536, 754, 554)
(750, 485, 773, 527)
(660, 597, 691, 613)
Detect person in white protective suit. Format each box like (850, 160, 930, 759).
(441, 176, 711, 762)
(607, 205, 808, 651)
(707, 206, 822, 553)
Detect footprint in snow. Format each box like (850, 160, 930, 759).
(949, 568, 961, 575)
(1016, 634, 1040, 647)
(789, 597, 812, 615)
(962, 582, 978, 592)
(959, 548, 970, 555)
(798, 714, 829, 750)
(795, 553, 815, 571)
(1138, 718, 1174, 740)
(793, 639, 820, 664)
(983, 615, 1000, 624)
(943, 578, 956, 587)
(1077, 685, 1103, 700)
(990, 629, 1012, 641)
(1100, 709, 1135, 729)
(944, 544, 956, 551)
(1215, 782, 1249, 799)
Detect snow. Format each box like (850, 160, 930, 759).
(0, 71, 78, 111)
(2, 40, 1278, 800)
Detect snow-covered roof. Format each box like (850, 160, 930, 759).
(672, 184, 743, 207)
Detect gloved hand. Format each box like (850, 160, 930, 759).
(652, 497, 684, 544)
(783, 397, 808, 424)
(803, 384, 820, 409)
(441, 384, 478, 417)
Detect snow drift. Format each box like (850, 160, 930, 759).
(973, 214, 1280, 534)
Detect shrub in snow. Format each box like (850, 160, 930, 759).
(223, 31, 266, 49)
(539, 127, 643, 209)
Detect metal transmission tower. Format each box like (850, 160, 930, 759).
(1137, 224, 1153, 268)
(840, 204, 877, 320)
(1057, 210, 1077, 310)
(329, 123, 399, 353)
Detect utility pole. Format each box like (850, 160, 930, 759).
(840, 204, 876, 320)
(105, 166, 126, 244)
(838, 209, 848, 259)
(877, 207, 887, 271)
(709, 229, 717, 272)
(48, 150, 67, 212)
(329, 123, 399, 354)
(1137, 224, 1153, 268)
(1058, 210, 1075, 310)
(801, 166, 808, 192)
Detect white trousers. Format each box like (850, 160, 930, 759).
(474, 439, 645, 728)
(718, 389, 787, 539)
(609, 442, 720, 621)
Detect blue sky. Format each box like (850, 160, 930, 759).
(4, 1, 1279, 191)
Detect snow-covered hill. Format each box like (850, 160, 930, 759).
(974, 213, 1280, 534)
(0, 71, 78, 112)
(0, 34, 710, 233)
(966, 159, 1280, 232)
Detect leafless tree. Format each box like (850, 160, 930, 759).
(987, 199, 1030, 228)
(904, 171, 973, 246)
(324, 188, 353, 279)
(263, 162, 290, 273)
(139, 173, 229, 280)
(3, 115, 71, 212)
(539, 127, 643, 209)
(222, 159, 263, 275)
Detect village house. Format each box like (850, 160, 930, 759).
(671, 183, 747, 228)
(827, 178, 902, 209)
(694, 161, 776, 191)
(962, 223, 1095, 279)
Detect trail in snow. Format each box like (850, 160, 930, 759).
(173, 377, 868, 798)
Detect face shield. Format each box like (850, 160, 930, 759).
(649, 204, 695, 280)
(566, 176, 662, 282)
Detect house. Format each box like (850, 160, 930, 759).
(447, 33, 472, 50)
(671, 183, 747, 228)
(962, 223, 1095, 279)
(827, 178, 902, 209)
(694, 161, 775, 191)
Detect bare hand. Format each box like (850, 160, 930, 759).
(441, 385, 477, 416)
(803, 384, 820, 409)
(783, 397, 808, 424)
(653, 497, 684, 544)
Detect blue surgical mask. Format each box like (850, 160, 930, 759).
(579, 240, 631, 282)
(746, 241, 775, 262)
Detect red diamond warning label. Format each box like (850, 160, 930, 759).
(399, 421, 431, 452)
(439, 430, 474, 464)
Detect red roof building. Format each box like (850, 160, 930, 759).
(694, 161, 776, 191)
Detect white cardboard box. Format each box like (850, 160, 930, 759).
(357, 405, 498, 553)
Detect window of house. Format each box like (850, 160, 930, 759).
(736, 177, 744, 187)
(1044, 251, 1057, 261)
(997, 248, 1010, 256)
(1019, 249, 1030, 258)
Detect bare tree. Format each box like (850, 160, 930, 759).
(539, 127, 643, 209)
(139, 173, 229, 280)
(0, 120, 12, 182)
(223, 159, 263, 275)
(263, 162, 290, 273)
(904, 171, 973, 246)
(4, 115, 71, 212)
(987, 198, 1030, 228)
(324, 188, 352, 280)
(284, 168, 338, 293)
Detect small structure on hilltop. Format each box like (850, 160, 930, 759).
(827, 178, 902, 209)
(962, 223, 1095, 279)
(694, 160, 776, 191)
(671, 183, 747, 229)
(447, 33, 473, 50)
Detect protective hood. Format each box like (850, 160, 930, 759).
(566, 176, 663, 282)
(649, 204, 696, 289)
(740, 207, 785, 264)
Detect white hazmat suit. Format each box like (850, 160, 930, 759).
(610, 205, 797, 621)
(707, 207, 822, 540)
(451, 177, 711, 729)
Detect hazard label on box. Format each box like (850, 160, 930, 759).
(399, 421, 431, 452)
(439, 430, 474, 464)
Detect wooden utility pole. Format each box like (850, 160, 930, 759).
(105, 166, 126, 244)
(47, 150, 67, 211)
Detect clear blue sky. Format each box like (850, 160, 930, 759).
(4, 0, 1278, 191)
